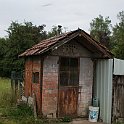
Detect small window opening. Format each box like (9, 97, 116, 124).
(33, 72, 39, 83)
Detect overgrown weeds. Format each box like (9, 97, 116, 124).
(0, 78, 65, 124)
(0, 78, 33, 124)
(0, 92, 16, 107)
(0, 103, 34, 124)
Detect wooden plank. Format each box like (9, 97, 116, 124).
(58, 86, 78, 117)
(112, 76, 124, 121)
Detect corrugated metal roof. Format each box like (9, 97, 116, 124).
(19, 29, 113, 58)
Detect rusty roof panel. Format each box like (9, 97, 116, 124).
(19, 29, 113, 58)
(19, 48, 40, 57)
(19, 31, 73, 57)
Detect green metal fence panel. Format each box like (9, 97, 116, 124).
(95, 59, 113, 124)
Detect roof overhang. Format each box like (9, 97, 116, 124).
(19, 29, 113, 59)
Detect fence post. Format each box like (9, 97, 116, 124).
(15, 79, 18, 100)
(11, 71, 16, 101)
(11, 71, 24, 101)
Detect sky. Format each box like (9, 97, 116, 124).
(0, 0, 124, 37)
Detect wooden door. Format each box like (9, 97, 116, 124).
(58, 57, 79, 117)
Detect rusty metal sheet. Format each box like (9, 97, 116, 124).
(24, 58, 33, 96)
(24, 57, 43, 114)
(58, 86, 79, 117)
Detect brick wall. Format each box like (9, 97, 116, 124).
(78, 58, 93, 117)
(42, 56, 59, 118)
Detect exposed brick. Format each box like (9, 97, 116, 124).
(42, 56, 59, 117)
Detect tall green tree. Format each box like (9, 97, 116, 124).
(0, 38, 9, 77)
(90, 15, 112, 49)
(6, 22, 47, 54)
(0, 21, 47, 77)
(0, 38, 6, 58)
(112, 11, 124, 59)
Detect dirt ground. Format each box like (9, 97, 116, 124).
(68, 118, 104, 124)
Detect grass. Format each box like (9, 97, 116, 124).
(0, 78, 10, 93)
(0, 77, 16, 124)
(0, 78, 14, 106)
(0, 78, 35, 124)
(0, 77, 67, 124)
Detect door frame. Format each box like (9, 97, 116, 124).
(57, 56, 80, 117)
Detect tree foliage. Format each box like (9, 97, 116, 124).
(0, 21, 47, 77)
(112, 11, 124, 59)
(7, 22, 47, 53)
(0, 38, 7, 58)
(47, 25, 63, 38)
(90, 15, 112, 49)
(0, 38, 9, 77)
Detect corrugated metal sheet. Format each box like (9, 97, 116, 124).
(95, 59, 113, 124)
(19, 29, 113, 58)
(114, 58, 124, 75)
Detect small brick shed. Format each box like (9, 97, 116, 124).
(19, 29, 113, 118)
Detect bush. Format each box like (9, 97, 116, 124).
(7, 103, 33, 120)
